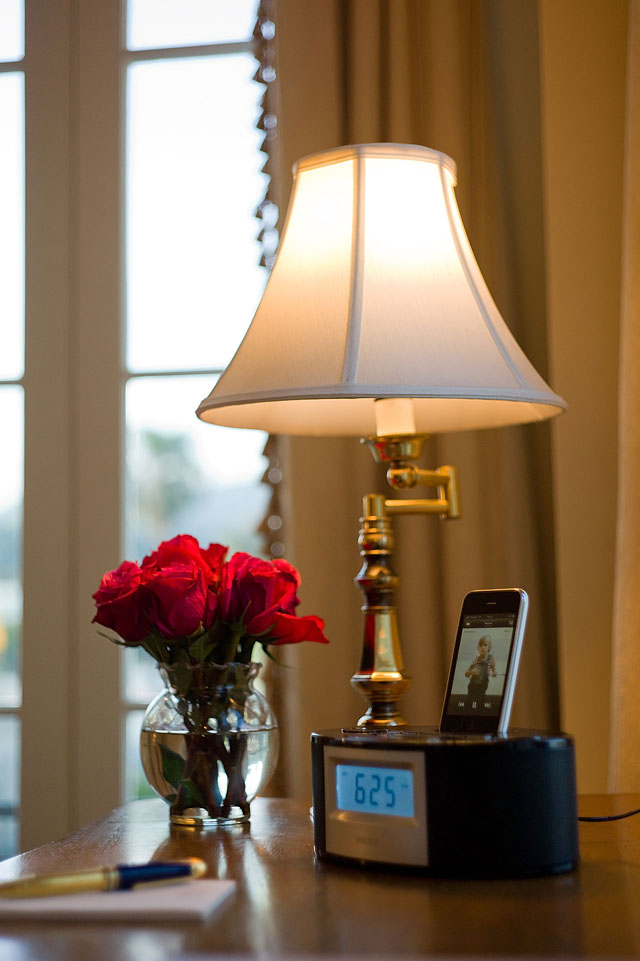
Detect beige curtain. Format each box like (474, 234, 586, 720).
(269, 0, 560, 799)
(610, 0, 640, 792)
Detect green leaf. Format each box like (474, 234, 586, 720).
(175, 646, 190, 666)
(159, 743, 186, 790)
(178, 778, 206, 809)
(170, 649, 193, 695)
(260, 643, 289, 667)
(139, 633, 168, 663)
(189, 633, 216, 663)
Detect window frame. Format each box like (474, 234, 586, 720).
(20, 0, 262, 851)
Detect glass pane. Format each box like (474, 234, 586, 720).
(0, 715, 19, 858)
(126, 54, 267, 373)
(127, 0, 259, 50)
(0, 716, 19, 807)
(0, 816, 18, 861)
(0, 72, 24, 380)
(0, 387, 23, 709)
(124, 647, 163, 708)
(0, 0, 23, 62)
(124, 374, 269, 701)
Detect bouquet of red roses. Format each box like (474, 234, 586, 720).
(92, 534, 328, 665)
(93, 535, 328, 824)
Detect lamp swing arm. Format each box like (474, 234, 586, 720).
(385, 463, 461, 519)
(361, 434, 461, 520)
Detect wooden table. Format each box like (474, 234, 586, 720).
(0, 795, 638, 958)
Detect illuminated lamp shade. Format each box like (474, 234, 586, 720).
(196, 143, 566, 436)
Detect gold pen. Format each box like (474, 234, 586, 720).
(0, 858, 207, 898)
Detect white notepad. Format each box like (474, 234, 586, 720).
(0, 878, 236, 922)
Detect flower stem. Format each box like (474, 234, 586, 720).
(221, 625, 246, 664)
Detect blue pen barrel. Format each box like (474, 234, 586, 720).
(116, 862, 197, 889)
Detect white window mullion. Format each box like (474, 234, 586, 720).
(69, 0, 124, 831)
(22, 0, 125, 849)
(21, 0, 74, 851)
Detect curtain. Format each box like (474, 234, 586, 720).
(610, 0, 640, 792)
(269, 0, 560, 799)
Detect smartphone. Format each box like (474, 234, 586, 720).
(439, 588, 529, 735)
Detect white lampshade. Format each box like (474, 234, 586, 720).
(197, 143, 566, 436)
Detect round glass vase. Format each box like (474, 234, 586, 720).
(140, 661, 279, 827)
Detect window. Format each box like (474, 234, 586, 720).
(121, 0, 270, 801)
(11, 0, 273, 854)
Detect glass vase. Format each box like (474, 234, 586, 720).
(140, 661, 279, 826)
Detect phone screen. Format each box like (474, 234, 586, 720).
(440, 590, 527, 734)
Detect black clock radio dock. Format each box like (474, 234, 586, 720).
(311, 726, 579, 878)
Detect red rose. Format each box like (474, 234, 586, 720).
(271, 559, 301, 613)
(218, 553, 259, 623)
(199, 542, 228, 583)
(92, 560, 149, 643)
(135, 535, 227, 639)
(142, 535, 227, 587)
(269, 612, 329, 646)
(94, 535, 329, 659)
(218, 553, 301, 635)
(144, 560, 216, 639)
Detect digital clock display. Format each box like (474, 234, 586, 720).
(336, 764, 414, 818)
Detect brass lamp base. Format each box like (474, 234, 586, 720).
(350, 493, 410, 728)
(350, 672, 412, 728)
(350, 435, 461, 728)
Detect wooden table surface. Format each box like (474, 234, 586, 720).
(0, 795, 638, 959)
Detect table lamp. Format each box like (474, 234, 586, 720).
(197, 143, 566, 728)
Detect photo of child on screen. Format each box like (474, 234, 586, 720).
(465, 635, 497, 698)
